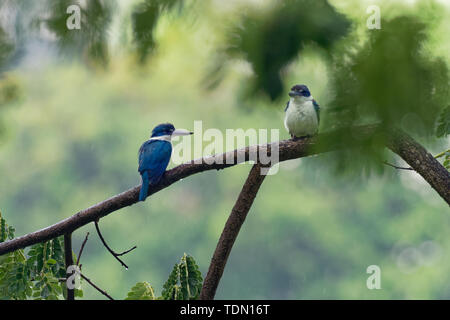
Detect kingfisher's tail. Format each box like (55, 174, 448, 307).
(139, 171, 150, 202)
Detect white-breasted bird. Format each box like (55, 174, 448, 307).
(284, 84, 320, 139)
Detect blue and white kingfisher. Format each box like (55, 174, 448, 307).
(284, 84, 320, 139)
(138, 123, 192, 202)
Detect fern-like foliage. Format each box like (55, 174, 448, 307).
(126, 253, 203, 300)
(125, 281, 156, 300)
(0, 212, 82, 300)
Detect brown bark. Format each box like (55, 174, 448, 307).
(385, 129, 450, 203)
(199, 164, 267, 300)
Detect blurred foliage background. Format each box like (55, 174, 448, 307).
(0, 0, 449, 299)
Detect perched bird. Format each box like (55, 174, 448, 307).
(138, 123, 192, 201)
(284, 84, 320, 139)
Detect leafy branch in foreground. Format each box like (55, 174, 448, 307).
(0, 212, 82, 300)
(125, 253, 203, 300)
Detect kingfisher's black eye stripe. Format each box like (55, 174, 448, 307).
(291, 84, 309, 92)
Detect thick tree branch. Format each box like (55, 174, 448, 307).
(0, 125, 448, 256)
(200, 164, 267, 300)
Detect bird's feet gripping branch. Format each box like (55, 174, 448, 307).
(138, 123, 193, 202)
(284, 84, 320, 140)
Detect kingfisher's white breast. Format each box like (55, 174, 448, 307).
(284, 98, 319, 137)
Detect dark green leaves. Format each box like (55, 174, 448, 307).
(318, 15, 450, 176)
(162, 253, 203, 300)
(0, 211, 15, 242)
(0, 213, 81, 300)
(126, 253, 203, 300)
(328, 16, 449, 136)
(43, 0, 114, 66)
(220, 0, 350, 100)
(131, 0, 184, 63)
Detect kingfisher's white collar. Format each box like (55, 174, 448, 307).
(149, 135, 171, 142)
(291, 95, 313, 105)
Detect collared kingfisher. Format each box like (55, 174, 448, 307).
(138, 123, 193, 202)
(284, 84, 320, 139)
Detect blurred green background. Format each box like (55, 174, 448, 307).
(0, 0, 449, 299)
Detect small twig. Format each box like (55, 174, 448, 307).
(115, 245, 137, 257)
(76, 232, 89, 266)
(200, 164, 267, 300)
(64, 233, 75, 300)
(94, 220, 136, 270)
(80, 273, 114, 300)
(383, 160, 414, 171)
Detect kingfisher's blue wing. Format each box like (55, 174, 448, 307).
(312, 99, 320, 123)
(138, 140, 172, 185)
(284, 100, 290, 112)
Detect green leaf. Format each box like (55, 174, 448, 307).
(0, 211, 15, 242)
(179, 253, 203, 300)
(75, 289, 83, 298)
(161, 262, 180, 300)
(125, 282, 156, 300)
(46, 259, 57, 265)
(161, 253, 203, 300)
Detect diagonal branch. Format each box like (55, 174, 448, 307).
(200, 164, 267, 300)
(385, 128, 450, 202)
(0, 125, 448, 256)
(80, 273, 114, 300)
(76, 232, 89, 267)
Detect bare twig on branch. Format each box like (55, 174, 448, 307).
(70, 231, 115, 300)
(0, 125, 448, 256)
(382, 161, 413, 171)
(94, 220, 136, 269)
(76, 232, 89, 267)
(79, 273, 114, 300)
(200, 164, 267, 300)
(64, 233, 75, 300)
